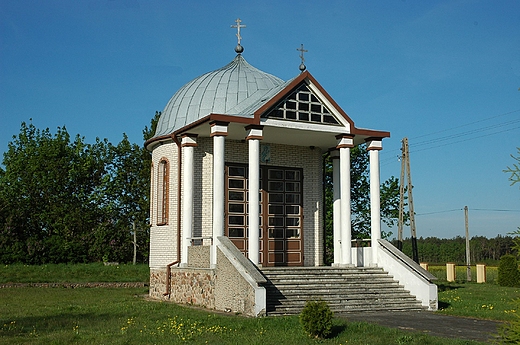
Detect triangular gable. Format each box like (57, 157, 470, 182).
(261, 83, 341, 125)
(254, 71, 355, 129)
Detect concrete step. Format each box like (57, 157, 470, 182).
(268, 297, 423, 307)
(269, 277, 402, 289)
(269, 303, 424, 315)
(265, 275, 395, 282)
(261, 267, 424, 315)
(265, 288, 409, 296)
(267, 297, 421, 307)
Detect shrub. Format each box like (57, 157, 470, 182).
(299, 300, 333, 339)
(499, 298, 520, 344)
(498, 255, 520, 287)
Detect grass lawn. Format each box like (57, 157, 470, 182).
(0, 263, 149, 283)
(437, 282, 519, 321)
(1, 287, 488, 345)
(1, 264, 517, 344)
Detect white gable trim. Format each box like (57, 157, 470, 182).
(306, 80, 351, 131)
(261, 117, 349, 134)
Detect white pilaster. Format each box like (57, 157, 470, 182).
(367, 139, 382, 265)
(337, 135, 354, 266)
(211, 122, 228, 267)
(330, 150, 342, 266)
(246, 126, 263, 265)
(181, 134, 197, 266)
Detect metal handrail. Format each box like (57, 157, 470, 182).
(163, 260, 180, 296)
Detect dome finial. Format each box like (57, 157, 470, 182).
(231, 18, 246, 54)
(297, 43, 308, 72)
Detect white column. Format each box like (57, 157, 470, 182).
(330, 150, 342, 266)
(337, 135, 354, 266)
(210, 122, 228, 267)
(246, 125, 263, 265)
(367, 139, 382, 265)
(181, 134, 197, 266)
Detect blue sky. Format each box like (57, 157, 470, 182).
(1, 0, 519, 239)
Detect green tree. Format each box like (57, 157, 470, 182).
(88, 134, 150, 262)
(504, 148, 520, 255)
(0, 122, 109, 263)
(90, 111, 160, 262)
(143, 111, 161, 142)
(498, 254, 520, 287)
(500, 148, 520, 343)
(504, 147, 520, 187)
(0, 113, 160, 264)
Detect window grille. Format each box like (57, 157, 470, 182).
(264, 84, 340, 125)
(157, 159, 169, 225)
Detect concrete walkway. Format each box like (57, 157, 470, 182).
(341, 311, 502, 343)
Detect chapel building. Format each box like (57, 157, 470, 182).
(145, 22, 437, 316)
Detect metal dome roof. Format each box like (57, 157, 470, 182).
(154, 54, 285, 137)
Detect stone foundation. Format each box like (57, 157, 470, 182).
(149, 244, 265, 316)
(149, 267, 168, 300)
(149, 267, 215, 308)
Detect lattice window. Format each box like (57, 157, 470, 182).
(264, 84, 340, 125)
(156, 158, 169, 225)
(150, 163, 154, 224)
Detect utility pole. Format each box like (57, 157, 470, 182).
(399, 138, 419, 263)
(465, 206, 471, 281)
(397, 145, 406, 251)
(132, 221, 138, 265)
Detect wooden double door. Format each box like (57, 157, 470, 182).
(225, 164, 303, 266)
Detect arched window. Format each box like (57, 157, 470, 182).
(149, 162, 154, 225)
(157, 158, 169, 225)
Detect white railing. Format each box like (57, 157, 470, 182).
(377, 239, 438, 310)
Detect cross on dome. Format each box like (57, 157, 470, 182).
(297, 43, 308, 72)
(231, 18, 246, 53)
(231, 18, 246, 45)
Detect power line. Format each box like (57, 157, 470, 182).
(416, 209, 461, 216)
(409, 109, 520, 141)
(415, 208, 520, 216)
(410, 124, 520, 154)
(412, 118, 520, 147)
(471, 208, 520, 213)
(379, 109, 520, 165)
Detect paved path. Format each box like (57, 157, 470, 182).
(340, 311, 502, 343)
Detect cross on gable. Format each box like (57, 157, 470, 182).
(297, 44, 308, 72)
(231, 18, 246, 45)
(297, 44, 308, 63)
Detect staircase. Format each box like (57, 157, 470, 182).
(261, 266, 425, 315)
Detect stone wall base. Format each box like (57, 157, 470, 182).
(149, 245, 264, 316)
(149, 267, 215, 309)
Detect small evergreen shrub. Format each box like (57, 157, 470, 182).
(499, 298, 520, 344)
(498, 255, 520, 287)
(299, 300, 333, 339)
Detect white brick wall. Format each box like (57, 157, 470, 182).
(149, 136, 324, 268)
(149, 141, 179, 269)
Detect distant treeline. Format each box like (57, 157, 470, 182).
(393, 235, 517, 265)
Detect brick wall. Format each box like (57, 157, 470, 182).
(149, 136, 324, 269)
(149, 141, 179, 269)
